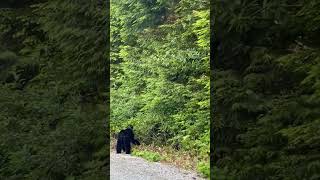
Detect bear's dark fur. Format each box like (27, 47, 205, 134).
(116, 126, 140, 154)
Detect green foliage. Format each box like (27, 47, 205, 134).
(192, 10, 210, 49)
(110, 0, 210, 177)
(211, 166, 236, 180)
(197, 161, 210, 179)
(0, 0, 109, 179)
(132, 150, 163, 162)
(212, 0, 320, 179)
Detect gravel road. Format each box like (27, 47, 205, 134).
(110, 152, 206, 180)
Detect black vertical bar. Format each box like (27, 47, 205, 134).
(210, 0, 215, 179)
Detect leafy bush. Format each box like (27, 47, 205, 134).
(0, 0, 109, 179)
(197, 161, 210, 179)
(110, 0, 210, 165)
(132, 150, 163, 162)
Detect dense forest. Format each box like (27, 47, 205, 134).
(1, 0, 320, 179)
(111, 0, 320, 179)
(110, 0, 210, 175)
(0, 0, 109, 179)
(212, 0, 320, 179)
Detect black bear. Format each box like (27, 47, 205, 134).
(116, 125, 140, 154)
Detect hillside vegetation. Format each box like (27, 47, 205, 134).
(0, 1, 109, 179)
(212, 0, 320, 179)
(110, 0, 210, 176)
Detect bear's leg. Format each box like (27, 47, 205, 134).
(116, 138, 122, 153)
(124, 138, 131, 154)
(121, 143, 126, 152)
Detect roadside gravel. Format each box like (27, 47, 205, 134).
(110, 152, 206, 180)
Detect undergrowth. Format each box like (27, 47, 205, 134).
(111, 138, 209, 178)
(132, 150, 163, 162)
